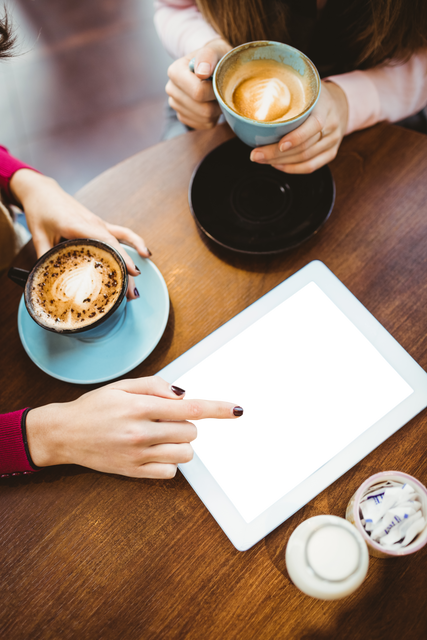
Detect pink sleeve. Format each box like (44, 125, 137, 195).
(0, 409, 40, 476)
(327, 50, 427, 134)
(0, 145, 39, 202)
(154, 0, 220, 59)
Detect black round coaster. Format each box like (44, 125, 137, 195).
(189, 137, 335, 255)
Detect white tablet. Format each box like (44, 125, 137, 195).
(157, 261, 427, 551)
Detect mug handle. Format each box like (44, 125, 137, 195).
(8, 267, 30, 288)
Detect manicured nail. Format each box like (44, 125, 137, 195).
(171, 385, 185, 396)
(196, 62, 211, 76)
(251, 151, 265, 162)
(134, 264, 141, 273)
(145, 248, 152, 257)
(134, 287, 140, 298)
(280, 141, 292, 152)
(233, 406, 244, 417)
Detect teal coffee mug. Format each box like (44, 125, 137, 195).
(8, 238, 128, 342)
(212, 41, 320, 148)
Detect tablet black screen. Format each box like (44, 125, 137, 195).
(182, 286, 408, 517)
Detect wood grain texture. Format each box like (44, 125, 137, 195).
(1, 123, 427, 640)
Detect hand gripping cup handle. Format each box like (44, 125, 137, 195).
(188, 57, 213, 80)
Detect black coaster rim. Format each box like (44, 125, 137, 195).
(188, 138, 336, 255)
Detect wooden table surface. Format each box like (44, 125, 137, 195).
(1, 123, 427, 640)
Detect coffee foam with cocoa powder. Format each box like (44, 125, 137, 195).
(29, 243, 124, 330)
(221, 59, 314, 123)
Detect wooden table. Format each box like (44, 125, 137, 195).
(1, 123, 427, 640)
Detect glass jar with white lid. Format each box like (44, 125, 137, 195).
(286, 514, 369, 600)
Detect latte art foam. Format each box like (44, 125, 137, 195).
(221, 59, 312, 123)
(29, 243, 124, 330)
(51, 261, 103, 305)
(234, 76, 291, 122)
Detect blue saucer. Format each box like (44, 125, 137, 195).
(17, 247, 170, 384)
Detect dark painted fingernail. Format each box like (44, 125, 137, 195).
(134, 287, 140, 298)
(134, 264, 141, 273)
(171, 385, 185, 396)
(146, 248, 152, 257)
(233, 406, 243, 417)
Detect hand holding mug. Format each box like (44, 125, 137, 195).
(169, 40, 346, 174)
(212, 41, 321, 148)
(9, 169, 150, 300)
(250, 81, 349, 174)
(166, 37, 232, 130)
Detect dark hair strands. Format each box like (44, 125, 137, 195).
(0, 6, 16, 59)
(196, 0, 427, 69)
(353, 0, 427, 67)
(196, 0, 290, 49)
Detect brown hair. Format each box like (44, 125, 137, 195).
(196, 0, 290, 49)
(0, 7, 16, 59)
(196, 0, 427, 69)
(354, 0, 427, 66)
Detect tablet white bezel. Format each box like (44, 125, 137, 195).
(157, 261, 427, 551)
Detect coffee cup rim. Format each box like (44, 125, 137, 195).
(24, 238, 129, 335)
(213, 40, 321, 127)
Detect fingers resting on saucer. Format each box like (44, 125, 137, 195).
(101, 226, 151, 301)
(106, 222, 151, 259)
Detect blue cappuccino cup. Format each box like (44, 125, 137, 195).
(8, 238, 128, 342)
(212, 41, 321, 148)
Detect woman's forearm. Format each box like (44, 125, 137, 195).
(0, 145, 39, 203)
(328, 49, 427, 134)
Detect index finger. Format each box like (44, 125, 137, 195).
(143, 397, 243, 422)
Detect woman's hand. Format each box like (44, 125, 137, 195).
(9, 169, 150, 300)
(25, 376, 243, 479)
(250, 81, 349, 173)
(166, 37, 232, 130)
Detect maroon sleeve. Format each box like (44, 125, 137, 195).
(0, 145, 39, 202)
(0, 409, 41, 476)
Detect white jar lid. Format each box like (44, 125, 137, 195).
(286, 515, 369, 600)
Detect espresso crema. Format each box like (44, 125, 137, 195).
(221, 59, 313, 123)
(28, 243, 124, 330)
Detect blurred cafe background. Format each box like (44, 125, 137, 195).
(2, 0, 426, 200)
(0, 0, 172, 195)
